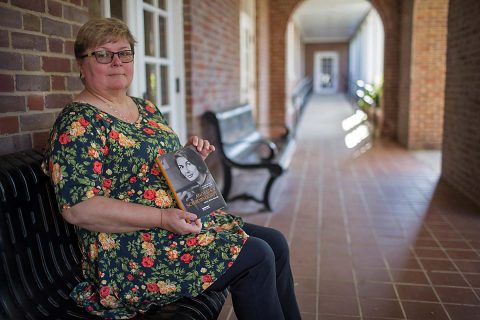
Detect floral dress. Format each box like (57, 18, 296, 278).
(42, 98, 248, 319)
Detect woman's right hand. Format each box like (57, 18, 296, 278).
(161, 208, 202, 235)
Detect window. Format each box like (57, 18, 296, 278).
(99, 0, 186, 142)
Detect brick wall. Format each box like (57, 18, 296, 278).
(398, 0, 448, 149)
(0, 0, 88, 155)
(442, 0, 480, 207)
(304, 42, 349, 93)
(397, 0, 414, 147)
(183, 0, 240, 136)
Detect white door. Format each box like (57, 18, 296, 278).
(314, 51, 339, 94)
(104, 0, 186, 142)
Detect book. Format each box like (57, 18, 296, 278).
(155, 145, 227, 218)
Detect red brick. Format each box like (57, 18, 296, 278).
(0, 30, 9, 47)
(0, 7, 22, 28)
(42, 57, 71, 72)
(23, 13, 41, 32)
(11, 0, 45, 13)
(16, 75, 50, 91)
(0, 74, 14, 92)
(20, 112, 55, 131)
(23, 54, 42, 71)
(0, 95, 26, 113)
(42, 17, 71, 38)
(45, 93, 71, 109)
(0, 116, 19, 134)
(66, 76, 83, 91)
(0, 52, 22, 70)
(51, 76, 65, 90)
(12, 32, 47, 51)
(63, 5, 89, 24)
(33, 131, 50, 151)
(28, 95, 45, 111)
(0, 134, 32, 156)
(47, 0, 62, 17)
(48, 38, 63, 53)
(65, 40, 75, 55)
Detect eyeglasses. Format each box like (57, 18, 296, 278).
(80, 50, 134, 64)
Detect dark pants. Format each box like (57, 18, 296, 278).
(207, 223, 301, 320)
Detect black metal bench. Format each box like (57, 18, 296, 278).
(0, 150, 227, 320)
(202, 104, 296, 211)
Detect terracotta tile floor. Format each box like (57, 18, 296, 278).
(218, 94, 480, 320)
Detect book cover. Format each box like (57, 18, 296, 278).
(155, 145, 227, 218)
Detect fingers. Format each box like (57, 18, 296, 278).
(188, 136, 215, 155)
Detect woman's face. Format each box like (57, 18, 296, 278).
(176, 156, 199, 182)
(78, 39, 134, 93)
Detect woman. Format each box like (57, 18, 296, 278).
(43, 17, 300, 320)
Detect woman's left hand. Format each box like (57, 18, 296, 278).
(186, 136, 215, 160)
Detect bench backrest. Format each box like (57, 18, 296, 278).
(0, 150, 88, 319)
(202, 104, 261, 160)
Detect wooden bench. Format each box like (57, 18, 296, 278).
(202, 104, 296, 211)
(0, 150, 227, 320)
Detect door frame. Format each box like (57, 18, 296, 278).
(314, 51, 339, 94)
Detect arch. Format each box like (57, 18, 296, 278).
(264, 0, 399, 138)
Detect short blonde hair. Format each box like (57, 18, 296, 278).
(74, 17, 136, 58)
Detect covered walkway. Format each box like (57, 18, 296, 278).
(220, 95, 480, 320)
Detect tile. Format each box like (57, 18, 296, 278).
(294, 276, 317, 294)
(434, 286, 480, 304)
(318, 295, 359, 316)
(428, 271, 468, 287)
(319, 316, 360, 320)
(357, 282, 397, 299)
(359, 298, 404, 318)
(445, 304, 480, 320)
(402, 301, 449, 320)
(420, 259, 457, 272)
(354, 268, 391, 283)
(396, 284, 438, 302)
(414, 248, 448, 259)
(296, 293, 317, 314)
(464, 273, 480, 287)
(446, 249, 480, 260)
(454, 260, 480, 273)
(390, 269, 429, 285)
(318, 280, 356, 297)
(437, 240, 471, 250)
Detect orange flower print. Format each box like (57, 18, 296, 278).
(88, 147, 99, 158)
(51, 163, 63, 185)
(166, 249, 179, 261)
(230, 245, 240, 257)
(109, 129, 119, 140)
(98, 233, 116, 250)
(69, 121, 86, 137)
(197, 233, 215, 246)
(158, 281, 177, 295)
(155, 189, 173, 207)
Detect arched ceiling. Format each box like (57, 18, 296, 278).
(292, 0, 372, 43)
